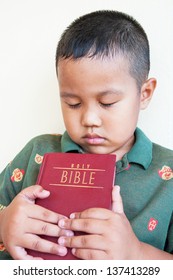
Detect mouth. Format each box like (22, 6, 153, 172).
(82, 133, 106, 145)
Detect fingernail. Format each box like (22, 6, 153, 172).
(115, 185, 120, 192)
(58, 236, 66, 245)
(59, 219, 66, 228)
(70, 213, 75, 219)
(58, 246, 67, 256)
(72, 248, 76, 255)
(42, 190, 50, 195)
(65, 230, 74, 237)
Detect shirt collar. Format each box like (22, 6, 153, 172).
(127, 127, 152, 169)
(61, 131, 82, 153)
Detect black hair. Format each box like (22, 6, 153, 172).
(56, 10, 150, 89)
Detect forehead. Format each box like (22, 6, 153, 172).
(57, 56, 132, 86)
(57, 57, 138, 98)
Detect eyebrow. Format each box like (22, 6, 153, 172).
(98, 90, 123, 97)
(60, 92, 79, 98)
(60, 90, 123, 98)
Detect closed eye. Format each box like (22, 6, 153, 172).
(99, 102, 117, 108)
(66, 102, 81, 109)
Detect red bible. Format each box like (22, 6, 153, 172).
(27, 152, 116, 259)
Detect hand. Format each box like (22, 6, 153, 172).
(58, 185, 142, 259)
(0, 185, 73, 260)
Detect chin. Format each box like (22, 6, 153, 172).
(83, 146, 113, 155)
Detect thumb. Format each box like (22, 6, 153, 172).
(18, 185, 50, 204)
(112, 185, 124, 214)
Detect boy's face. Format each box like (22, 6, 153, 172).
(58, 56, 149, 160)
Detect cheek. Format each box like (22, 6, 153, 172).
(63, 113, 75, 127)
(62, 110, 80, 134)
(120, 99, 140, 121)
(104, 104, 139, 132)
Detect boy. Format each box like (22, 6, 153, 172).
(0, 10, 173, 260)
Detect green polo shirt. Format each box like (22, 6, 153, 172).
(0, 128, 173, 259)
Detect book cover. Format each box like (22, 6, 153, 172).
(27, 152, 116, 260)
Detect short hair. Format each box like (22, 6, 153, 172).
(56, 10, 150, 89)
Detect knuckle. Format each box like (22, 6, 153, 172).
(80, 235, 88, 247)
(82, 220, 90, 232)
(41, 209, 51, 220)
(75, 249, 95, 260)
(68, 236, 75, 248)
(41, 223, 48, 234)
(13, 203, 25, 215)
(68, 219, 77, 230)
(31, 239, 41, 251)
(49, 244, 58, 255)
(86, 250, 95, 260)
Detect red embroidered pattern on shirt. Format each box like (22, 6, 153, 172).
(148, 218, 158, 231)
(158, 165, 173, 180)
(0, 243, 6, 252)
(35, 154, 43, 164)
(11, 168, 25, 182)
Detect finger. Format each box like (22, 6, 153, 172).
(14, 234, 68, 258)
(27, 203, 67, 224)
(26, 218, 74, 237)
(69, 207, 113, 220)
(72, 248, 107, 260)
(58, 234, 106, 251)
(112, 185, 124, 214)
(12, 247, 43, 260)
(58, 217, 107, 234)
(18, 185, 50, 203)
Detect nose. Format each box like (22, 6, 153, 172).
(81, 107, 102, 127)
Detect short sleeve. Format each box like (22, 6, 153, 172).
(0, 137, 36, 207)
(165, 214, 173, 254)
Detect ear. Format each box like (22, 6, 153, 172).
(140, 78, 157, 110)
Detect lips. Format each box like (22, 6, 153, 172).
(82, 133, 105, 145)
